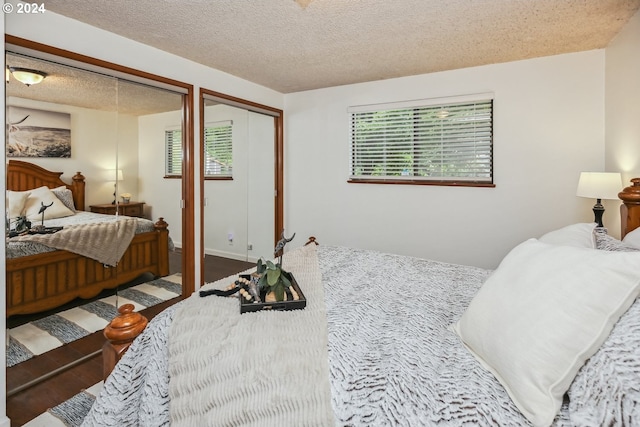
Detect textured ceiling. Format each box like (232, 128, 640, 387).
(40, 0, 640, 93)
(6, 52, 183, 116)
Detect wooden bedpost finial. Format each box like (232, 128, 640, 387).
(305, 236, 318, 246)
(102, 304, 148, 379)
(619, 178, 640, 204)
(154, 217, 169, 230)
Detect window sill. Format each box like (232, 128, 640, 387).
(347, 178, 495, 188)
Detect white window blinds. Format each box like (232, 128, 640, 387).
(165, 127, 182, 176)
(204, 121, 233, 177)
(349, 96, 493, 184)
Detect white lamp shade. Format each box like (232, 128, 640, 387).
(576, 172, 622, 200)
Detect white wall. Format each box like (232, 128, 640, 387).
(605, 8, 640, 236)
(285, 51, 606, 269)
(246, 112, 276, 262)
(138, 110, 183, 243)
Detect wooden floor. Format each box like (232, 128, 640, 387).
(6, 251, 254, 427)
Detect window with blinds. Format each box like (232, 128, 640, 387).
(165, 128, 182, 176)
(204, 121, 233, 178)
(165, 122, 233, 178)
(349, 95, 494, 186)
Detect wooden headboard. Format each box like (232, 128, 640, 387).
(619, 177, 640, 238)
(6, 159, 86, 211)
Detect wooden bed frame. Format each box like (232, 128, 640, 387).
(6, 160, 171, 317)
(620, 177, 640, 239)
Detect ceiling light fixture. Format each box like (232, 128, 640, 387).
(9, 67, 47, 86)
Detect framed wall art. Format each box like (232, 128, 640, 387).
(7, 106, 71, 158)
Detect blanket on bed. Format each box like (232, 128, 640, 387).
(15, 217, 137, 266)
(168, 243, 335, 426)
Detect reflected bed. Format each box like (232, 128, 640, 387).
(5, 160, 172, 317)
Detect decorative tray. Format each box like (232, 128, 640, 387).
(239, 272, 306, 313)
(7, 226, 63, 238)
(29, 226, 63, 235)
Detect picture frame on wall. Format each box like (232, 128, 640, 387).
(7, 106, 71, 158)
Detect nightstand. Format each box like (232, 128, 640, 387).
(90, 201, 145, 218)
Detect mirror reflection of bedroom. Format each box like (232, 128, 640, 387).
(4, 50, 187, 398)
(201, 94, 277, 281)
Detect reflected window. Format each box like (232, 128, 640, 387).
(165, 126, 182, 176)
(204, 120, 233, 178)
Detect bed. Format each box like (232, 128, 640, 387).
(86, 178, 640, 427)
(5, 159, 171, 317)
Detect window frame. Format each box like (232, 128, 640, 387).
(348, 93, 495, 188)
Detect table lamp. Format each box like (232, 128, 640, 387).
(112, 169, 124, 204)
(576, 172, 622, 228)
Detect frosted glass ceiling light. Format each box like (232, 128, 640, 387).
(9, 67, 47, 86)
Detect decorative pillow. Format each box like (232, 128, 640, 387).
(594, 231, 640, 252)
(52, 186, 76, 212)
(452, 239, 640, 427)
(623, 227, 640, 249)
(6, 190, 30, 220)
(567, 297, 640, 425)
(23, 186, 75, 221)
(538, 222, 597, 248)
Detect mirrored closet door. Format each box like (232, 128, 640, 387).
(5, 37, 193, 396)
(200, 90, 283, 283)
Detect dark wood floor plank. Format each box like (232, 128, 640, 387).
(6, 252, 254, 426)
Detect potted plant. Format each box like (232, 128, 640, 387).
(256, 258, 293, 302)
(13, 215, 31, 233)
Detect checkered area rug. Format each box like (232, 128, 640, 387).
(6, 274, 181, 368)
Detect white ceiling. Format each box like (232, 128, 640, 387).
(41, 0, 640, 94)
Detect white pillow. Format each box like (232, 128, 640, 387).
(452, 239, 640, 427)
(6, 190, 30, 220)
(538, 222, 597, 248)
(24, 186, 75, 221)
(623, 227, 640, 249)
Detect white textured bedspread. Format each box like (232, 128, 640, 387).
(169, 243, 335, 426)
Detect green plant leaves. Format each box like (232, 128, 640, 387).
(255, 257, 292, 301)
(256, 258, 266, 274)
(281, 273, 291, 288)
(266, 268, 280, 286)
(273, 283, 285, 302)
